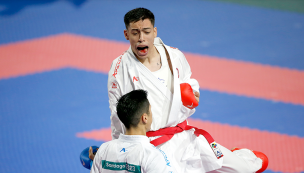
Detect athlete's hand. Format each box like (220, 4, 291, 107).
(194, 91, 200, 103)
(180, 83, 199, 109)
(89, 146, 99, 160)
(80, 146, 99, 169)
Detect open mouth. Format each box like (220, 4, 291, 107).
(137, 46, 148, 54)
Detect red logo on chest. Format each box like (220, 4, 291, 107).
(133, 76, 139, 82)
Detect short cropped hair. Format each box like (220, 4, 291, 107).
(124, 8, 155, 29)
(116, 89, 150, 129)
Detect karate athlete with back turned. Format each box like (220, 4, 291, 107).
(108, 8, 268, 173)
(91, 89, 175, 173)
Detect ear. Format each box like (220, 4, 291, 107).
(141, 113, 148, 124)
(124, 29, 129, 40)
(153, 27, 157, 38)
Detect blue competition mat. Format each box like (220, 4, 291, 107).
(0, 0, 303, 172)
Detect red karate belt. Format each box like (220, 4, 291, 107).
(146, 120, 215, 146)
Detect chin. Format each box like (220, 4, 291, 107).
(136, 53, 148, 59)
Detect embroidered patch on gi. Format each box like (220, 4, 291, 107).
(210, 142, 223, 159)
(101, 160, 141, 173)
(112, 82, 117, 88)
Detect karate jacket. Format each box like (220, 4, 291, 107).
(90, 134, 175, 173)
(107, 37, 223, 173)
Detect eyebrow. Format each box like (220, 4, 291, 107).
(131, 28, 152, 32)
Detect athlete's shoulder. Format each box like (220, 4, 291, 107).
(168, 45, 183, 54)
(109, 50, 129, 79)
(166, 46, 185, 63)
(110, 51, 128, 69)
(167, 45, 179, 51)
(154, 37, 182, 56)
(142, 142, 157, 152)
(161, 41, 182, 55)
(99, 139, 117, 149)
(94, 140, 119, 163)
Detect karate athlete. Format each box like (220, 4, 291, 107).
(107, 7, 267, 173)
(91, 89, 175, 173)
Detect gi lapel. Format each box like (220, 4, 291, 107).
(163, 44, 182, 127)
(126, 46, 170, 100)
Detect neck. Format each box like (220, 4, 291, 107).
(137, 45, 159, 62)
(136, 45, 161, 72)
(125, 126, 147, 136)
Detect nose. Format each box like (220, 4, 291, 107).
(138, 32, 144, 42)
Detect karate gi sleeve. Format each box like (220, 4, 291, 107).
(176, 49, 200, 94)
(90, 152, 101, 173)
(108, 61, 126, 140)
(90, 143, 108, 173)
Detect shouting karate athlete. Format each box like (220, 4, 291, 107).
(91, 90, 175, 173)
(107, 8, 268, 173)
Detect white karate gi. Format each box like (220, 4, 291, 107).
(108, 37, 262, 173)
(90, 134, 175, 173)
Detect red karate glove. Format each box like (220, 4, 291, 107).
(180, 83, 199, 109)
(231, 148, 269, 173)
(253, 150, 269, 173)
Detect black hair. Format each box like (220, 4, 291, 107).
(116, 89, 150, 129)
(124, 7, 155, 29)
